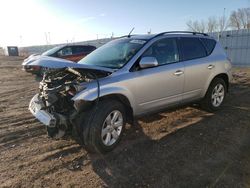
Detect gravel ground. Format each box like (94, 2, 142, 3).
(0, 56, 250, 188)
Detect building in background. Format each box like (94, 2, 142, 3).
(7, 46, 19, 56)
(1, 46, 19, 56)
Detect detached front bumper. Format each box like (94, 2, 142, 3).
(29, 94, 56, 127)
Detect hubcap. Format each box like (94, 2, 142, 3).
(101, 110, 123, 146)
(211, 83, 225, 107)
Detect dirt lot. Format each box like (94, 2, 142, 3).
(0, 56, 250, 188)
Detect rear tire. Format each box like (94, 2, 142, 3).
(201, 78, 226, 112)
(76, 100, 126, 154)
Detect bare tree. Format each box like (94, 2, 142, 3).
(186, 7, 250, 33)
(246, 8, 250, 29)
(240, 8, 250, 28)
(246, 8, 250, 28)
(186, 20, 206, 33)
(186, 20, 198, 32)
(230, 11, 241, 29)
(199, 20, 206, 33)
(187, 16, 226, 33)
(218, 15, 229, 33)
(229, 8, 250, 30)
(238, 9, 247, 28)
(207, 17, 218, 33)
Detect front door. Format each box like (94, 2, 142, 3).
(131, 37, 185, 114)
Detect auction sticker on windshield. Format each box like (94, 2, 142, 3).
(129, 39, 146, 44)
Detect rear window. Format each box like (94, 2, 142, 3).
(200, 38, 216, 55)
(179, 37, 207, 61)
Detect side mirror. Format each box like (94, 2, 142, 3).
(139, 57, 158, 69)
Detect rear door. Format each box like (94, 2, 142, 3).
(178, 37, 215, 102)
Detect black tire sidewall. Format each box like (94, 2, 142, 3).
(204, 78, 226, 112)
(88, 100, 126, 153)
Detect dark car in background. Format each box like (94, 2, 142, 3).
(22, 44, 96, 74)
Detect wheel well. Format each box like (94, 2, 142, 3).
(99, 94, 134, 124)
(213, 73, 229, 92)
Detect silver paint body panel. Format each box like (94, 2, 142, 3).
(72, 34, 232, 116)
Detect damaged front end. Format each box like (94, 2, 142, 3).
(29, 67, 110, 138)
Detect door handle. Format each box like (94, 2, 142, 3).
(207, 65, 215, 69)
(174, 70, 184, 76)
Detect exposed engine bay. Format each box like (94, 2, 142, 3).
(35, 68, 110, 138)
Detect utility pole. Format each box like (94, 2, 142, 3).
(48, 32, 51, 44)
(222, 8, 226, 32)
(44, 32, 48, 45)
(19, 35, 23, 46)
(147, 28, 151, 34)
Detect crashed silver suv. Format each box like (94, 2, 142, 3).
(29, 31, 232, 153)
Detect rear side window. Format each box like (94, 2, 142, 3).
(72, 46, 96, 54)
(179, 37, 207, 61)
(72, 46, 84, 54)
(82, 46, 96, 53)
(200, 38, 216, 55)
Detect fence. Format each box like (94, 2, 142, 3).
(210, 29, 250, 67)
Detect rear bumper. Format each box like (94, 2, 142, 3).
(29, 94, 56, 127)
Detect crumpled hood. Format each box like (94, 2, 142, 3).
(26, 56, 114, 73)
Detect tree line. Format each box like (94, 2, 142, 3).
(186, 8, 250, 33)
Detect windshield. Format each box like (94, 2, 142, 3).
(42, 46, 63, 56)
(78, 38, 146, 69)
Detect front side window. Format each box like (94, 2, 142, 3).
(78, 38, 146, 69)
(179, 37, 207, 61)
(142, 38, 179, 65)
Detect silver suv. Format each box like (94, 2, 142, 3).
(29, 31, 232, 153)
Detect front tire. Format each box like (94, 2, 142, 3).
(201, 78, 226, 112)
(76, 100, 126, 154)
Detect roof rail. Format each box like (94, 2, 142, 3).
(154, 31, 208, 38)
(118, 31, 208, 40)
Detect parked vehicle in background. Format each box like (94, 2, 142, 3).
(22, 44, 96, 74)
(28, 31, 232, 154)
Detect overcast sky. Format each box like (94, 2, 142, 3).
(0, 0, 249, 47)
